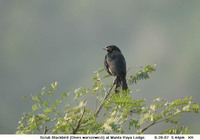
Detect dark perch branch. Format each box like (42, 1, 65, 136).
(43, 126, 48, 134)
(141, 122, 155, 133)
(72, 107, 86, 134)
(95, 78, 116, 116)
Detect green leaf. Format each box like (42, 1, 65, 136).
(169, 99, 182, 108)
(44, 107, 52, 114)
(41, 87, 46, 96)
(150, 105, 156, 111)
(64, 104, 70, 109)
(92, 76, 97, 81)
(192, 104, 199, 113)
(30, 122, 37, 130)
(81, 88, 86, 94)
(37, 103, 41, 109)
(127, 65, 156, 85)
(144, 65, 156, 73)
(161, 126, 191, 134)
(51, 81, 58, 89)
(182, 101, 192, 112)
(31, 95, 41, 103)
(184, 96, 188, 101)
(52, 102, 58, 109)
(56, 99, 61, 104)
(62, 93, 67, 98)
(174, 108, 181, 115)
(98, 67, 104, 72)
(103, 74, 111, 78)
(74, 87, 81, 93)
(32, 104, 38, 112)
(153, 97, 161, 102)
(43, 101, 49, 108)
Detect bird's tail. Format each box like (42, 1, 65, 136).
(122, 77, 128, 91)
(114, 77, 121, 93)
(114, 77, 128, 93)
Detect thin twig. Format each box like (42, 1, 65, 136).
(72, 107, 86, 134)
(141, 121, 155, 133)
(51, 107, 75, 131)
(37, 127, 42, 134)
(39, 98, 75, 133)
(141, 112, 182, 133)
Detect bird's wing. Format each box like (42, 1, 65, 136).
(104, 55, 112, 75)
(114, 53, 126, 76)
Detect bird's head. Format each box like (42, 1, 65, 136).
(103, 45, 121, 53)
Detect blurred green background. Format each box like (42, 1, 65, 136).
(0, 0, 200, 134)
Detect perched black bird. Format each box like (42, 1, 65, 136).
(104, 45, 128, 93)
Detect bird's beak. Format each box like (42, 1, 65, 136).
(103, 48, 107, 50)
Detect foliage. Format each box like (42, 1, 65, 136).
(161, 126, 191, 134)
(16, 65, 199, 134)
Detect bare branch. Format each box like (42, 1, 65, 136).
(72, 107, 86, 134)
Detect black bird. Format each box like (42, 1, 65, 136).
(104, 45, 128, 93)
